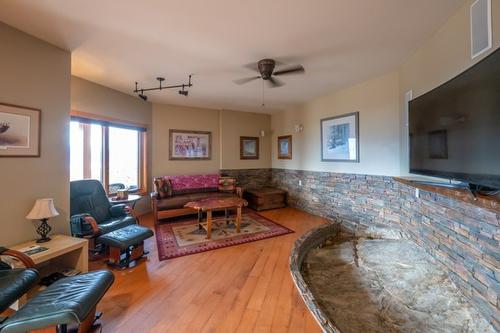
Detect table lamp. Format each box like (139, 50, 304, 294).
(26, 198, 59, 243)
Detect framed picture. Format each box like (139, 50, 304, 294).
(240, 136, 259, 160)
(169, 129, 211, 160)
(277, 135, 292, 159)
(321, 112, 359, 162)
(0, 103, 41, 157)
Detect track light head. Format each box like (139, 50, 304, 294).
(138, 93, 148, 101)
(178, 90, 188, 96)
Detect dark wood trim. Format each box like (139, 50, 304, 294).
(240, 136, 259, 160)
(168, 129, 212, 160)
(320, 111, 359, 163)
(277, 135, 292, 159)
(0, 102, 41, 158)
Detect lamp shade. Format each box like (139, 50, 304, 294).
(26, 198, 59, 220)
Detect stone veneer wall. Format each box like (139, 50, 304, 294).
(271, 168, 499, 329)
(220, 168, 272, 188)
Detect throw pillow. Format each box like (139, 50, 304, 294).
(154, 178, 173, 198)
(218, 177, 236, 192)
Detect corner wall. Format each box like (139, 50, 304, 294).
(152, 104, 273, 178)
(271, 72, 400, 176)
(71, 76, 153, 214)
(0, 23, 71, 246)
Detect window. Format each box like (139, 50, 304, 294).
(70, 114, 147, 194)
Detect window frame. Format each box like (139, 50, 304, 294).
(70, 110, 148, 196)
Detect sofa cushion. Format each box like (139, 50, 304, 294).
(218, 177, 236, 192)
(157, 192, 237, 211)
(97, 216, 136, 234)
(154, 178, 173, 199)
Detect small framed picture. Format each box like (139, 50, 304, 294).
(277, 135, 292, 159)
(240, 136, 259, 160)
(321, 112, 359, 162)
(0, 103, 41, 157)
(169, 129, 211, 160)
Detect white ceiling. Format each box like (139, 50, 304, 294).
(0, 0, 465, 113)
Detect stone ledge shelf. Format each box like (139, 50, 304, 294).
(393, 177, 500, 213)
(290, 222, 496, 333)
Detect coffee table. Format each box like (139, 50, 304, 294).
(185, 197, 248, 239)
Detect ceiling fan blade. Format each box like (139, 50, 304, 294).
(242, 62, 260, 72)
(268, 76, 285, 88)
(233, 76, 261, 85)
(273, 64, 305, 76)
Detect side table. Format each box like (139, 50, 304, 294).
(8, 234, 88, 309)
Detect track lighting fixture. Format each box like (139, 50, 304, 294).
(134, 75, 192, 101)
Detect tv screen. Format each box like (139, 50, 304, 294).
(409, 48, 500, 189)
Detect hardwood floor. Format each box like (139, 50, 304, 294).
(90, 207, 327, 333)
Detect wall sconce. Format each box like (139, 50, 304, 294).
(294, 124, 304, 133)
(260, 130, 266, 137)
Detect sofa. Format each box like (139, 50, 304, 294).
(151, 174, 242, 224)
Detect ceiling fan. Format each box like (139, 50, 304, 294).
(233, 58, 305, 87)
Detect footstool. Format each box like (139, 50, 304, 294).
(97, 224, 154, 269)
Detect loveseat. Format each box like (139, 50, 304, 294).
(151, 174, 242, 224)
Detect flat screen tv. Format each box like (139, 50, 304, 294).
(409, 47, 500, 190)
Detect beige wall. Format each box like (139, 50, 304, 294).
(71, 76, 153, 214)
(399, 0, 500, 175)
(71, 76, 152, 128)
(272, 72, 400, 176)
(152, 104, 273, 178)
(0, 23, 71, 246)
(152, 104, 221, 177)
(220, 110, 271, 169)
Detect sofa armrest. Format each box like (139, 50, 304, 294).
(110, 204, 129, 218)
(70, 214, 99, 237)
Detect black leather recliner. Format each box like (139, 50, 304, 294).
(0, 247, 114, 333)
(70, 179, 137, 251)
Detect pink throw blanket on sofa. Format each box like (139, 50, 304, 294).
(164, 174, 220, 191)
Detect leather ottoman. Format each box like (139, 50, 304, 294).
(0, 270, 114, 333)
(243, 187, 287, 211)
(97, 225, 154, 269)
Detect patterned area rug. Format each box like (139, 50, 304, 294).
(155, 210, 294, 260)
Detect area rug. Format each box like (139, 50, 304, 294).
(154, 210, 294, 260)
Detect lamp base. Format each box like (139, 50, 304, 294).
(36, 236, 51, 243)
(36, 218, 52, 244)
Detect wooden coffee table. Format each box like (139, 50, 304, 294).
(185, 197, 248, 239)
